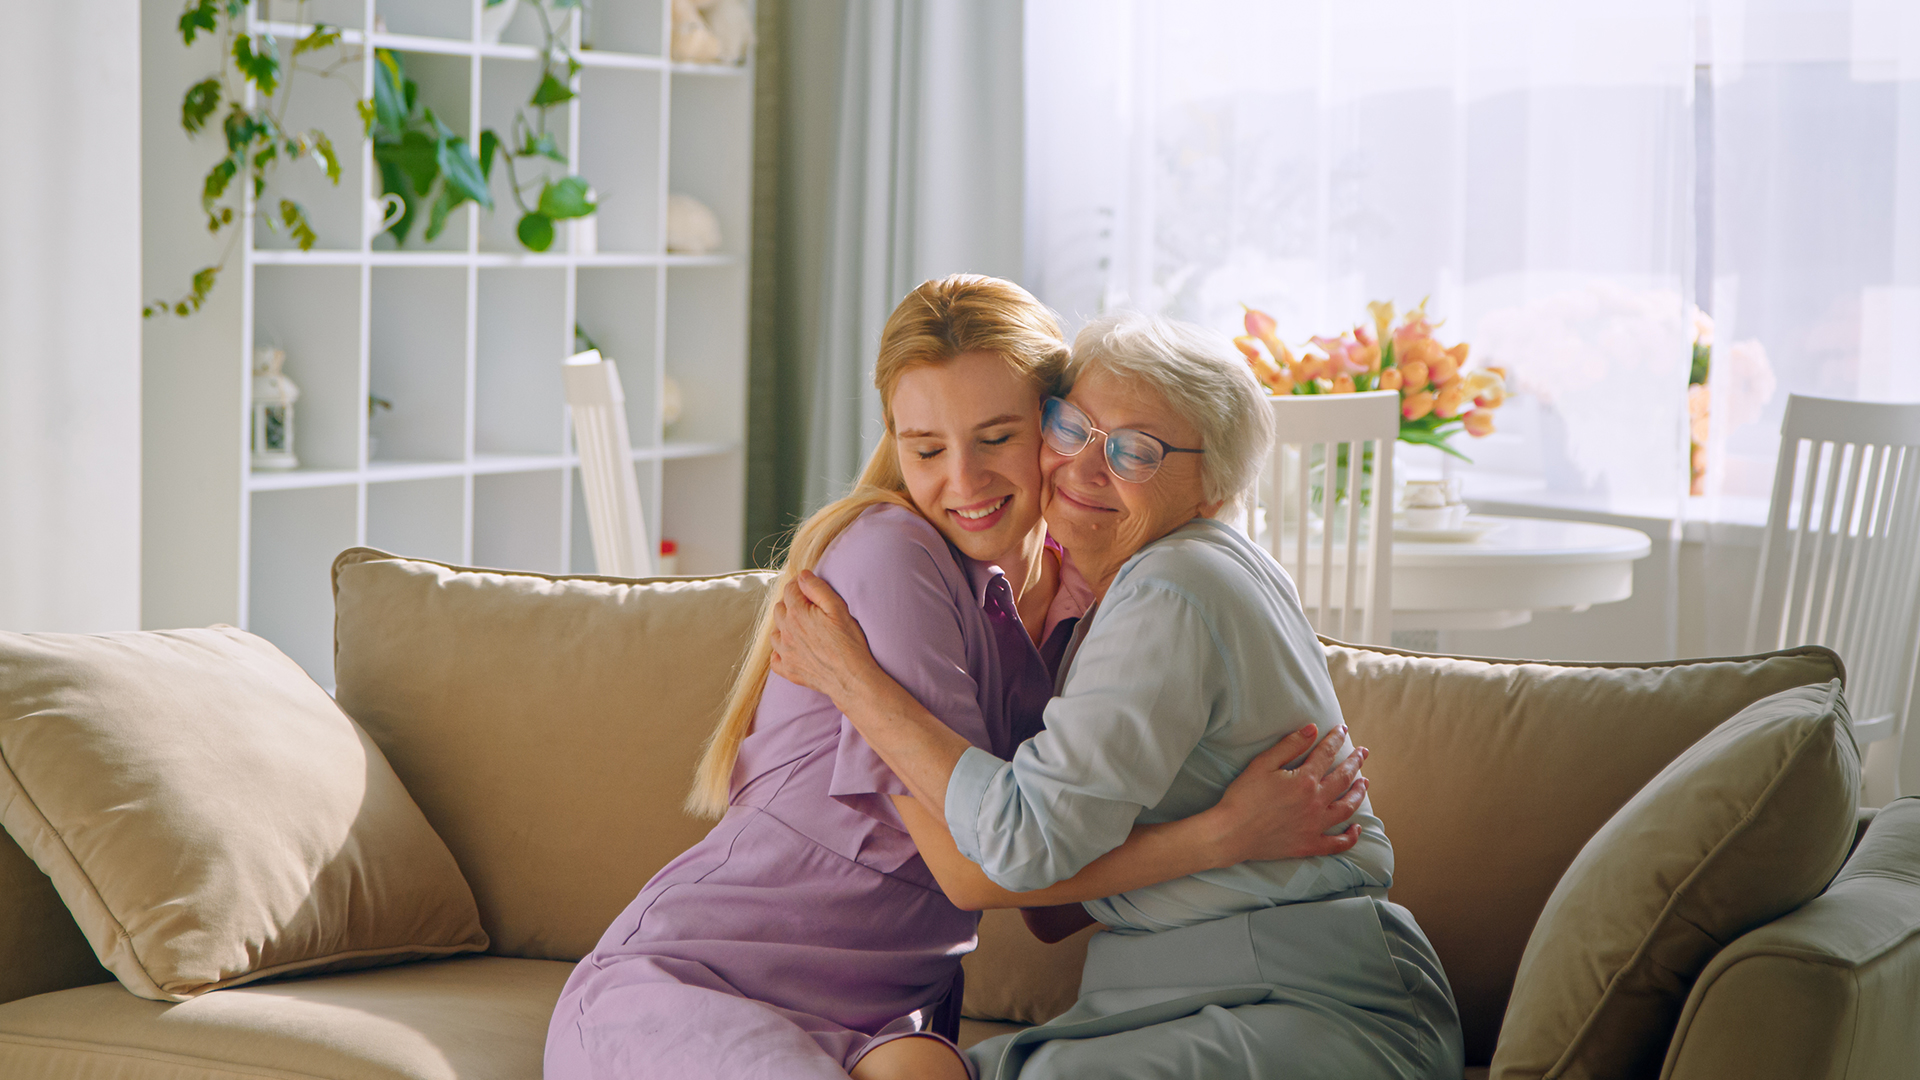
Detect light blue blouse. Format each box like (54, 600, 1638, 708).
(945, 517, 1393, 933)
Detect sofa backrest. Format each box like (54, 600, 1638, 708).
(330, 549, 774, 962)
(1322, 641, 1844, 1065)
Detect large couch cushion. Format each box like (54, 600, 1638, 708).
(1320, 641, 1842, 1065)
(0, 627, 488, 1002)
(331, 549, 775, 961)
(961, 910, 1100, 1026)
(1490, 679, 1859, 1079)
(0, 955, 570, 1080)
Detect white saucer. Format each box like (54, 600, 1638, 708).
(1393, 514, 1505, 543)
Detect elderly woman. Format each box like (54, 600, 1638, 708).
(772, 312, 1465, 1080)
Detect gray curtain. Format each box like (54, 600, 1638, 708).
(746, 0, 1025, 562)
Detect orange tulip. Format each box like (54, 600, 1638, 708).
(1377, 368, 1404, 391)
(1399, 359, 1430, 391)
(1244, 306, 1293, 370)
(1435, 384, 1469, 419)
(1295, 356, 1326, 383)
(1272, 368, 1295, 394)
(1427, 353, 1459, 387)
(1402, 390, 1435, 421)
(1466, 369, 1506, 408)
(1331, 375, 1355, 394)
(1464, 409, 1495, 437)
(1234, 335, 1287, 390)
(1357, 343, 1381, 373)
(1447, 342, 1469, 365)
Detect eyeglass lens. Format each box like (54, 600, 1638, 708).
(1042, 397, 1166, 483)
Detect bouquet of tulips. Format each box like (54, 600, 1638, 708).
(1234, 300, 1507, 460)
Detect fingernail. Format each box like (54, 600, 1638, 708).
(1338, 724, 1349, 736)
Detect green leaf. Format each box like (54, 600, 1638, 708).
(479, 129, 500, 178)
(178, 0, 218, 45)
(279, 199, 318, 250)
(530, 73, 575, 107)
(357, 98, 377, 137)
(567, 55, 582, 79)
(202, 156, 238, 210)
(372, 50, 409, 135)
(382, 129, 441, 193)
(293, 23, 341, 55)
(232, 33, 280, 97)
(551, 0, 583, 7)
(308, 131, 341, 184)
(485, 0, 512, 6)
(537, 175, 595, 219)
(436, 134, 495, 209)
(521, 131, 566, 163)
(181, 79, 221, 134)
(252, 141, 278, 170)
(425, 185, 466, 242)
(517, 211, 555, 251)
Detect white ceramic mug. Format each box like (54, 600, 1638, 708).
(366, 193, 404, 240)
(1403, 478, 1453, 510)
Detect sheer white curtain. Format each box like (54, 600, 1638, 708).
(1702, 0, 1920, 510)
(1026, 0, 1697, 519)
(1699, 0, 1920, 797)
(803, 0, 1025, 511)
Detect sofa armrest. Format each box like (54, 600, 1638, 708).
(1661, 797, 1920, 1080)
(0, 830, 109, 1006)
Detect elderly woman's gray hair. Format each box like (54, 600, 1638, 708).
(1065, 312, 1275, 511)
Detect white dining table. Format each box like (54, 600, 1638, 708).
(1277, 514, 1654, 632)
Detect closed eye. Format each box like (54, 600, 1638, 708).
(915, 447, 944, 460)
(982, 434, 1012, 447)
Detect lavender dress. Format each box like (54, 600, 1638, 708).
(546, 505, 1081, 1079)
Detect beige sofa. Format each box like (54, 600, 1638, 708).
(0, 548, 1916, 1079)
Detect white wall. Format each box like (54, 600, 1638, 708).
(0, 2, 143, 632)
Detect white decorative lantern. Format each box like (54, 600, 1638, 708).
(251, 347, 301, 470)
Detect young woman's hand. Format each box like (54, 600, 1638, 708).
(770, 570, 880, 706)
(1202, 724, 1370, 867)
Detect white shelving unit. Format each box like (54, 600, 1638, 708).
(142, 0, 751, 684)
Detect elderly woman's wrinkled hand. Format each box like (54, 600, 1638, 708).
(769, 570, 879, 706)
(1202, 724, 1370, 866)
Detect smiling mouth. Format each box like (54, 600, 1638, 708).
(1054, 487, 1116, 513)
(952, 496, 1010, 521)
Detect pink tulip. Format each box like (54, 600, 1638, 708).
(1464, 410, 1495, 437)
(1403, 390, 1435, 421)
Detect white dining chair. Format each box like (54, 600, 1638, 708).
(1248, 391, 1399, 645)
(1746, 394, 1920, 763)
(563, 349, 655, 578)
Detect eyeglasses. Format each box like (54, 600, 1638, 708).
(1041, 396, 1204, 484)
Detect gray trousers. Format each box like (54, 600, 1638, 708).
(969, 896, 1465, 1080)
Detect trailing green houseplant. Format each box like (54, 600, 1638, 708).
(150, 0, 600, 317)
(364, 0, 595, 251)
(145, 0, 354, 317)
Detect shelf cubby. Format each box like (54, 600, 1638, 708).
(583, 0, 665, 56)
(668, 72, 751, 259)
(254, 264, 366, 472)
(369, 266, 469, 463)
(475, 266, 568, 454)
(255, 48, 368, 253)
(662, 450, 744, 576)
(479, 56, 574, 254)
(663, 264, 747, 446)
(577, 67, 666, 254)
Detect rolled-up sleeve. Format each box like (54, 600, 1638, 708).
(945, 581, 1224, 891)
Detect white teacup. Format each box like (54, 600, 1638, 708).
(366, 193, 405, 240)
(1403, 478, 1455, 510)
(1403, 503, 1469, 530)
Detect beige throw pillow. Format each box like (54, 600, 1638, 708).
(1490, 680, 1860, 1080)
(1323, 641, 1843, 1064)
(0, 626, 489, 1002)
(330, 548, 776, 961)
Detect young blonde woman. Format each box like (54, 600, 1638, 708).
(544, 276, 1369, 1080)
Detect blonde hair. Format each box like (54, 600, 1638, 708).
(685, 275, 1068, 818)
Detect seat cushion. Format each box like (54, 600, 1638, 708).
(1489, 680, 1860, 1080)
(330, 549, 775, 961)
(0, 626, 487, 1002)
(1319, 641, 1842, 1065)
(0, 955, 571, 1080)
